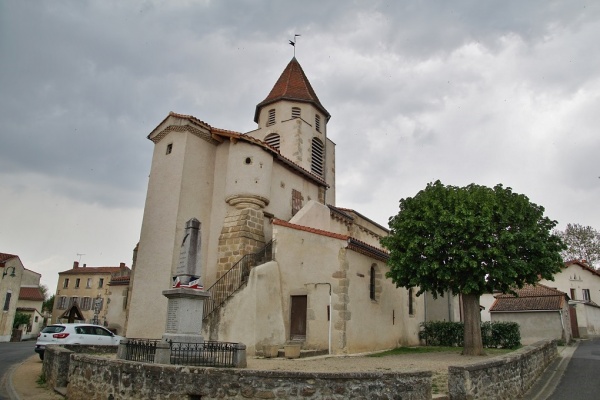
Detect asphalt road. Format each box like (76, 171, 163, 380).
(0, 340, 36, 400)
(548, 339, 600, 400)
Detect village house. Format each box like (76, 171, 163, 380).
(52, 261, 131, 334)
(489, 284, 572, 345)
(125, 57, 424, 354)
(539, 259, 600, 339)
(0, 252, 45, 342)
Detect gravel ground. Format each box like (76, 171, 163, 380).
(247, 350, 498, 394)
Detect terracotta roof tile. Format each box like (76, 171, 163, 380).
(490, 284, 567, 312)
(19, 287, 45, 301)
(59, 266, 127, 275)
(273, 219, 349, 240)
(0, 253, 18, 264)
(254, 57, 330, 123)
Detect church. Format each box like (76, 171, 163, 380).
(125, 57, 425, 355)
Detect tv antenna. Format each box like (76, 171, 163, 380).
(289, 34, 301, 57)
(76, 253, 85, 262)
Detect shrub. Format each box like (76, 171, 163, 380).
(420, 321, 521, 349)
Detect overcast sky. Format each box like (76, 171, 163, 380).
(1, 1, 599, 295)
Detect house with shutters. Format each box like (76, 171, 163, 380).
(52, 261, 131, 334)
(125, 57, 424, 355)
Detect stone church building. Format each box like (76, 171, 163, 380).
(125, 57, 423, 355)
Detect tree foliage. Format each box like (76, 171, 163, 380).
(382, 181, 565, 297)
(554, 223, 600, 267)
(13, 312, 31, 329)
(43, 294, 55, 313)
(381, 181, 565, 355)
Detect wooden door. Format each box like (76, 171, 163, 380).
(569, 306, 580, 339)
(290, 295, 307, 340)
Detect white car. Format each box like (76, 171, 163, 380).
(35, 323, 124, 360)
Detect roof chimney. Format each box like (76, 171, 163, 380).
(73, 261, 79, 269)
(83, 263, 86, 268)
(120, 262, 126, 269)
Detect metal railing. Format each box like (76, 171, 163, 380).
(123, 338, 160, 362)
(203, 240, 273, 320)
(168, 340, 239, 367)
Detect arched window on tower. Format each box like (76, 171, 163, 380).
(292, 107, 301, 119)
(265, 133, 280, 150)
(267, 109, 276, 126)
(311, 137, 324, 177)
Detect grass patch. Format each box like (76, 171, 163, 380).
(36, 374, 46, 386)
(369, 346, 515, 357)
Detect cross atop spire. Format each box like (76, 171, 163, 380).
(289, 34, 301, 57)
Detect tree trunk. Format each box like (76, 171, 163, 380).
(462, 293, 484, 356)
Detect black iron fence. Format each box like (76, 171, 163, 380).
(123, 338, 160, 362)
(122, 339, 241, 367)
(168, 340, 239, 367)
(203, 240, 273, 320)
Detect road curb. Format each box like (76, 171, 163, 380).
(5, 361, 21, 400)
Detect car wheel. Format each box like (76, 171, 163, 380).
(38, 352, 44, 361)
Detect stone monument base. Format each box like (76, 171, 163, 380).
(162, 287, 210, 343)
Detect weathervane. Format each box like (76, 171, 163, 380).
(289, 34, 301, 57)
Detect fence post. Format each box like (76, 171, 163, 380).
(154, 340, 171, 365)
(116, 339, 128, 360)
(233, 343, 247, 368)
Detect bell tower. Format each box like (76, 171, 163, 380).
(250, 57, 335, 205)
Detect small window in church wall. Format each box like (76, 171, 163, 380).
(315, 115, 321, 132)
(267, 109, 276, 126)
(292, 189, 303, 216)
(265, 133, 280, 150)
(311, 137, 324, 177)
(166, 143, 173, 155)
(292, 107, 301, 119)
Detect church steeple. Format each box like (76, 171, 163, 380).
(254, 57, 330, 124)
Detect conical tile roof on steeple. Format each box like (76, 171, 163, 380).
(254, 57, 330, 123)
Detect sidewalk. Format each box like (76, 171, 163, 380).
(6, 355, 62, 400)
(522, 342, 579, 400)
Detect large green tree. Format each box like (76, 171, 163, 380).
(381, 181, 565, 355)
(554, 223, 600, 267)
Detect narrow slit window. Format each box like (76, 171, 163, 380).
(267, 109, 276, 126)
(370, 266, 376, 300)
(166, 143, 173, 155)
(409, 288, 414, 315)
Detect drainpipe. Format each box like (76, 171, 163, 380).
(314, 283, 332, 355)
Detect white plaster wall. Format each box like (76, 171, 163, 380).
(201, 261, 286, 354)
(480, 293, 495, 322)
(344, 251, 421, 353)
(324, 137, 335, 206)
(20, 269, 41, 286)
(573, 302, 600, 338)
(540, 264, 600, 303)
(425, 291, 462, 322)
(0, 257, 24, 341)
(491, 311, 565, 345)
(127, 126, 217, 339)
(105, 285, 128, 335)
(224, 142, 273, 202)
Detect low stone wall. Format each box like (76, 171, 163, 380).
(42, 344, 118, 390)
(447, 339, 557, 400)
(66, 354, 432, 400)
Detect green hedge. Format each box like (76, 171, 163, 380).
(419, 321, 521, 349)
